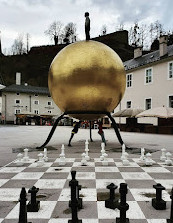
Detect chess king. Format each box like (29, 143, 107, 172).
(48, 39, 126, 121)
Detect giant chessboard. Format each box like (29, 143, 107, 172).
(0, 156, 172, 223)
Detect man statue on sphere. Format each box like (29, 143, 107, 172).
(85, 12, 90, 40)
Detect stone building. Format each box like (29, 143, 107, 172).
(1, 73, 62, 124)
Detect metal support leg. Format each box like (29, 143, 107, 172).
(89, 121, 93, 142)
(106, 112, 124, 145)
(36, 112, 66, 149)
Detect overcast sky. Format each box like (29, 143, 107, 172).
(0, 0, 173, 52)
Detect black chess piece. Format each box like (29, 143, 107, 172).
(116, 183, 129, 223)
(77, 184, 83, 209)
(18, 187, 32, 223)
(105, 183, 119, 209)
(167, 188, 173, 223)
(68, 171, 82, 223)
(27, 186, 40, 212)
(152, 183, 166, 210)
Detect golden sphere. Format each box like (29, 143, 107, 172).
(48, 40, 126, 120)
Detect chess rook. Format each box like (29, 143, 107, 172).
(152, 183, 166, 210)
(27, 186, 40, 212)
(105, 183, 119, 209)
(116, 183, 129, 223)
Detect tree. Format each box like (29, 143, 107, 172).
(45, 21, 63, 45)
(100, 25, 107, 35)
(11, 34, 26, 55)
(63, 22, 77, 44)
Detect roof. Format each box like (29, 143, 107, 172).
(124, 44, 173, 71)
(1, 84, 50, 95)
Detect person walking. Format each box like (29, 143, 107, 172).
(68, 121, 81, 146)
(98, 121, 106, 146)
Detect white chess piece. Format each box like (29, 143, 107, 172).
(121, 144, 126, 160)
(81, 153, 87, 166)
(37, 153, 44, 167)
(145, 153, 153, 166)
(100, 142, 106, 161)
(43, 148, 48, 162)
(160, 148, 167, 161)
(85, 140, 90, 161)
(23, 148, 29, 162)
(165, 152, 173, 166)
(122, 152, 130, 166)
(16, 153, 24, 166)
(102, 153, 108, 166)
(59, 144, 66, 166)
(140, 148, 145, 162)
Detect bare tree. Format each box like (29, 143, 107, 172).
(100, 25, 107, 35)
(63, 22, 77, 44)
(45, 21, 63, 45)
(138, 23, 148, 47)
(11, 34, 26, 55)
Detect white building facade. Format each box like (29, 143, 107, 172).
(115, 35, 173, 126)
(1, 77, 62, 124)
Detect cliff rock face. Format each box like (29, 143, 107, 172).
(0, 30, 133, 87)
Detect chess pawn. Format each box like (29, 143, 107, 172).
(85, 140, 90, 161)
(122, 152, 130, 166)
(160, 148, 167, 161)
(23, 148, 29, 162)
(121, 144, 126, 160)
(102, 153, 108, 166)
(59, 144, 66, 166)
(43, 148, 48, 162)
(145, 153, 153, 166)
(16, 153, 24, 166)
(100, 142, 106, 161)
(81, 153, 87, 166)
(37, 153, 44, 167)
(140, 148, 145, 162)
(165, 152, 173, 166)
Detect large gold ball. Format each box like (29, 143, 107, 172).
(48, 40, 126, 120)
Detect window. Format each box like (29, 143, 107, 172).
(15, 99, 21, 104)
(145, 98, 152, 110)
(34, 109, 39, 114)
(34, 100, 39, 105)
(16, 92, 20, 96)
(126, 73, 132, 87)
(48, 101, 52, 106)
(126, 101, 131, 108)
(168, 62, 173, 79)
(169, 96, 173, 108)
(145, 68, 152, 84)
(48, 95, 51, 98)
(48, 110, 52, 114)
(34, 94, 38, 97)
(15, 109, 21, 114)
